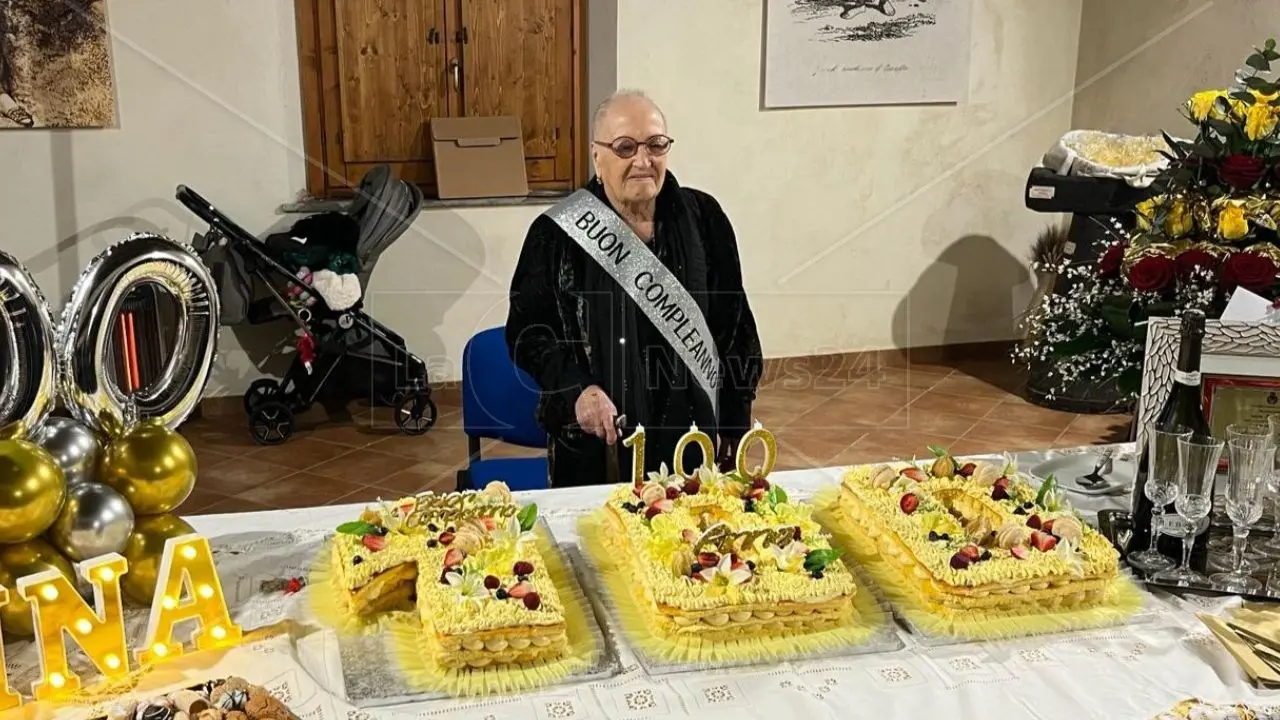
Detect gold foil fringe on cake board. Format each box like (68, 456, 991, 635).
(811, 487, 1147, 644)
(576, 509, 900, 673)
(306, 523, 610, 699)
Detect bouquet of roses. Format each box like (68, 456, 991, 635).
(1016, 39, 1280, 403)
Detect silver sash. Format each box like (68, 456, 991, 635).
(544, 190, 721, 420)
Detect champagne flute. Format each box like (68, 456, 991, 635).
(1210, 423, 1274, 564)
(1129, 426, 1190, 573)
(1152, 433, 1223, 586)
(1262, 415, 1280, 557)
(1210, 436, 1274, 593)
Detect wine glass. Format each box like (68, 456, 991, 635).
(1152, 433, 1223, 586)
(1211, 423, 1275, 562)
(1262, 415, 1280, 558)
(1210, 436, 1275, 593)
(1129, 426, 1191, 573)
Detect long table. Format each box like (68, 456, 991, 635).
(25, 444, 1280, 719)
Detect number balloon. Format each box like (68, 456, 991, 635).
(0, 251, 57, 440)
(0, 234, 219, 440)
(58, 233, 220, 437)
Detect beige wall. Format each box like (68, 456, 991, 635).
(1073, 0, 1280, 135)
(1, 0, 1082, 397)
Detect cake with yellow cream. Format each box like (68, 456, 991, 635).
(602, 463, 857, 641)
(834, 447, 1123, 620)
(327, 482, 568, 669)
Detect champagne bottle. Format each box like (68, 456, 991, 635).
(1130, 309, 1210, 565)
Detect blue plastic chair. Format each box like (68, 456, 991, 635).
(456, 327, 549, 492)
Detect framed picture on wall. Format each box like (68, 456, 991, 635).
(0, 0, 118, 129)
(762, 0, 973, 108)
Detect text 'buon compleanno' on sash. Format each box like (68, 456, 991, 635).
(545, 190, 721, 418)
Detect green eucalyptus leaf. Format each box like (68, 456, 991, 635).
(517, 503, 538, 532)
(766, 484, 788, 508)
(337, 521, 379, 536)
(803, 548, 843, 574)
(1035, 475, 1059, 507)
(1247, 53, 1271, 72)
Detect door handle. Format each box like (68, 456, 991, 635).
(449, 58, 460, 90)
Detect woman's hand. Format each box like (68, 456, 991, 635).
(575, 385, 619, 444)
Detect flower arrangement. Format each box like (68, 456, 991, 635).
(1016, 39, 1280, 402)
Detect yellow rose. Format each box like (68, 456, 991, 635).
(1187, 89, 1226, 121)
(1245, 103, 1279, 141)
(1164, 200, 1193, 238)
(1135, 195, 1163, 231)
(1218, 203, 1251, 240)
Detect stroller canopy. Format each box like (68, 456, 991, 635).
(348, 165, 424, 284)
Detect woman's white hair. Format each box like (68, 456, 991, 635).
(591, 89, 666, 140)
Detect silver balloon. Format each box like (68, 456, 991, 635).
(59, 233, 220, 437)
(31, 416, 102, 486)
(47, 482, 135, 561)
(0, 250, 57, 439)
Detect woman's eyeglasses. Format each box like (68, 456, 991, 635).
(594, 135, 674, 159)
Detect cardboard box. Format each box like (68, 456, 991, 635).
(431, 116, 530, 199)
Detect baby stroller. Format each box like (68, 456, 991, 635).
(177, 166, 437, 445)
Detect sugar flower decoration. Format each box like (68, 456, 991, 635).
(695, 554, 753, 594)
(647, 462, 677, 486)
(376, 496, 417, 533)
(492, 513, 535, 553)
(447, 570, 488, 608)
(1055, 539, 1085, 577)
(694, 465, 724, 487)
(769, 541, 808, 574)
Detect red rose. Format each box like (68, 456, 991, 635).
(1219, 154, 1267, 190)
(1126, 255, 1176, 292)
(1098, 241, 1127, 278)
(1221, 252, 1277, 292)
(1174, 248, 1220, 280)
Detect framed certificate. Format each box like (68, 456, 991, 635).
(1202, 374, 1280, 440)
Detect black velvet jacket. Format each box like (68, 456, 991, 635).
(505, 173, 763, 486)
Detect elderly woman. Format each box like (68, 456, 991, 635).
(506, 89, 762, 488)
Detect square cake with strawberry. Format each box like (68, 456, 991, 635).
(835, 447, 1122, 620)
(601, 462, 858, 641)
(327, 482, 568, 669)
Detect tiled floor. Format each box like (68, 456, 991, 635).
(178, 354, 1134, 515)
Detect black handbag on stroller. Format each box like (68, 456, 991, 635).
(179, 166, 435, 445)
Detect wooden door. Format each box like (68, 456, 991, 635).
(457, 0, 575, 186)
(328, 0, 448, 183)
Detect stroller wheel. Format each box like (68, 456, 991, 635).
(244, 378, 281, 414)
(249, 400, 295, 446)
(394, 391, 437, 436)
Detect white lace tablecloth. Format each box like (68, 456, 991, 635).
(17, 444, 1280, 720)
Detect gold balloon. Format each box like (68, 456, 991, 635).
(0, 439, 67, 543)
(0, 538, 75, 638)
(98, 419, 197, 515)
(121, 513, 196, 605)
(0, 421, 28, 442)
